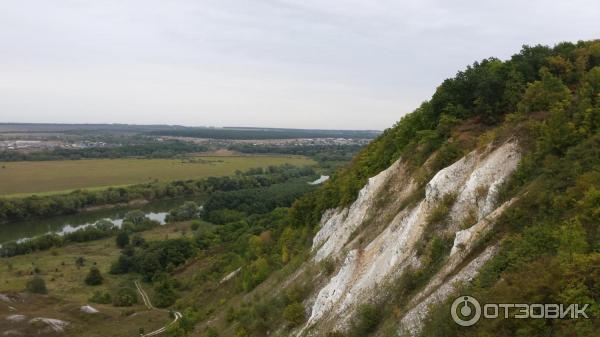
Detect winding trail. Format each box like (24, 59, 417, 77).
(134, 281, 182, 337)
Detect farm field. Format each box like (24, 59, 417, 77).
(0, 155, 314, 197)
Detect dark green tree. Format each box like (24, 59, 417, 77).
(26, 276, 48, 294)
(112, 287, 138, 307)
(153, 279, 177, 308)
(85, 266, 104, 285)
(116, 231, 130, 248)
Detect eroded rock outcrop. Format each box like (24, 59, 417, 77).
(300, 140, 521, 336)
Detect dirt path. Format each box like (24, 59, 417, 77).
(134, 281, 182, 337)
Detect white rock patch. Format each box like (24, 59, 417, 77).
(28, 318, 69, 332)
(80, 305, 99, 314)
(309, 175, 330, 185)
(0, 294, 13, 303)
(5, 314, 26, 322)
(400, 245, 499, 336)
(219, 267, 241, 284)
(449, 141, 520, 225)
(312, 159, 403, 262)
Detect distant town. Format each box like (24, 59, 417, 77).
(0, 123, 378, 154)
(0, 140, 110, 151)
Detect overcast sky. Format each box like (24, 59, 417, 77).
(0, 1, 598, 130)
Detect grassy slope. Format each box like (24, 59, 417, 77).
(0, 155, 314, 196)
(0, 221, 192, 337)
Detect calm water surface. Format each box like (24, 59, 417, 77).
(0, 197, 204, 244)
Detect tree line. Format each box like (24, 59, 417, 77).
(0, 140, 207, 161)
(0, 164, 316, 223)
(0, 210, 159, 257)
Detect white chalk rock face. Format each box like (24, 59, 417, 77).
(312, 159, 403, 263)
(449, 141, 520, 225)
(301, 140, 520, 336)
(400, 245, 499, 335)
(304, 250, 360, 328)
(426, 152, 478, 203)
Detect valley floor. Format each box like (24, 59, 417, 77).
(0, 221, 191, 337)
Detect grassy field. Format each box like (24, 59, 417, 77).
(0, 155, 314, 197)
(0, 221, 192, 337)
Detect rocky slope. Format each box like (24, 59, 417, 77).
(298, 139, 521, 336)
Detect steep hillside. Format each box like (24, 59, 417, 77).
(302, 140, 520, 335)
(117, 40, 600, 337)
(252, 39, 598, 337)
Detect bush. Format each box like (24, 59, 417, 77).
(75, 256, 85, 268)
(129, 234, 145, 247)
(110, 238, 196, 280)
(26, 276, 48, 294)
(89, 290, 112, 304)
(85, 266, 104, 286)
(425, 193, 457, 226)
(153, 280, 178, 308)
(348, 304, 381, 337)
(112, 287, 138, 307)
(190, 220, 202, 231)
(320, 257, 336, 276)
(203, 327, 219, 337)
(166, 201, 200, 222)
(326, 333, 346, 337)
(116, 231, 130, 248)
(282, 302, 306, 327)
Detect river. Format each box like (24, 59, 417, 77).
(0, 197, 204, 244)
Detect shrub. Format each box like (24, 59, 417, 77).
(75, 256, 85, 268)
(89, 291, 112, 304)
(26, 276, 48, 294)
(326, 333, 346, 337)
(320, 257, 336, 276)
(85, 266, 104, 286)
(130, 234, 146, 247)
(166, 201, 200, 222)
(425, 193, 457, 226)
(282, 302, 306, 327)
(348, 304, 381, 337)
(153, 280, 178, 308)
(116, 231, 130, 248)
(190, 220, 202, 231)
(112, 287, 138, 307)
(203, 327, 219, 337)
